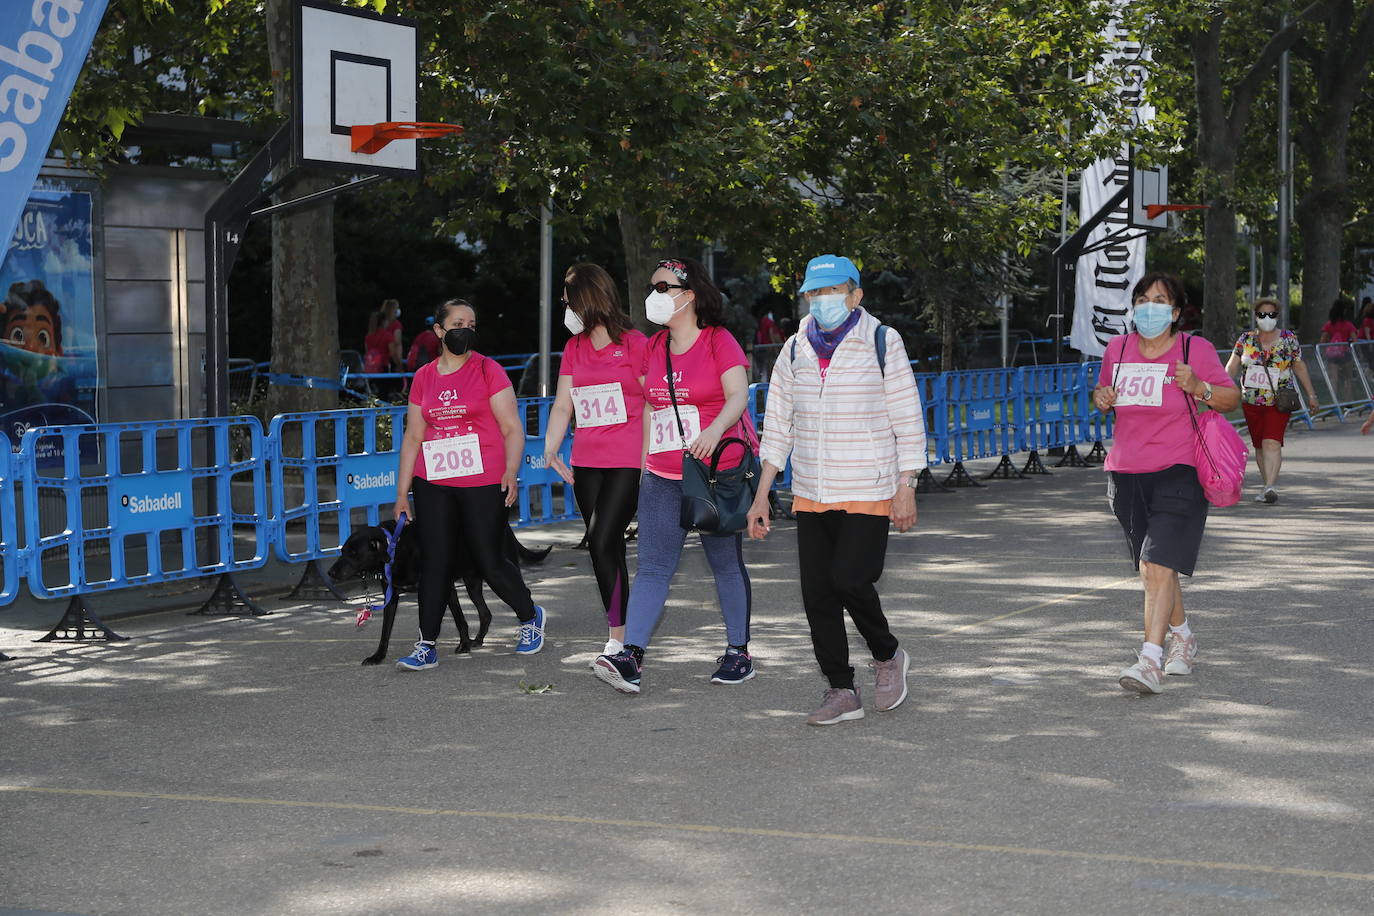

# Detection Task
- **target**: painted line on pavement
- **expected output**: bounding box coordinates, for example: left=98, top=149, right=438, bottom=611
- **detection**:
left=931, top=577, right=1136, bottom=638
left=1, top=785, right=1371, bottom=884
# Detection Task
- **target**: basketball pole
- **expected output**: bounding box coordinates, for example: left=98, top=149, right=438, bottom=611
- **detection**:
left=1052, top=182, right=1131, bottom=366
left=204, top=123, right=388, bottom=417
left=1277, top=11, right=1292, bottom=327
left=538, top=199, right=554, bottom=397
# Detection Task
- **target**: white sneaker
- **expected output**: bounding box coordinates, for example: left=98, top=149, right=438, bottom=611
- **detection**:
left=1262, top=487, right=1278, bottom=504
left=1164, top=633, right=1197, bottom=675
left=1118, top=654, right=1164, bottom=694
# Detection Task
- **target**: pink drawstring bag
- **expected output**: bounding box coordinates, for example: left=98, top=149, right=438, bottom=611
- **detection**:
left=1189, top=409, right=1248, bottom=506
left=1183, top=336, right=1248, bottom=506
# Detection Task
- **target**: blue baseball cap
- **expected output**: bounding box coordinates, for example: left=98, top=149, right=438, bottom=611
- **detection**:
left=798, top=254, right=861, bottom=293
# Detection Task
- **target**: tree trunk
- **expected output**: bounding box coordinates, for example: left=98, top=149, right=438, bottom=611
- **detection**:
left=1198, top=191, right=1239, bottom=348
left=267, top=176, right=340, bottom=416
left=1296, top=171, right=1347, bottom=343
left=1291, top=1, right=1374, bottom=342
left=618, top=207, right=655, bottom=333
left=265, top=0, right=339, bottom=416
left=1193, top=25, right=1239, bottom=349
left=1189, top=10, right=1318, bottom=348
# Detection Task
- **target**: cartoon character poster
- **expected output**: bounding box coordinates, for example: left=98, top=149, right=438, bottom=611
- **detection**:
left=1, top=187, right=100, bottom=450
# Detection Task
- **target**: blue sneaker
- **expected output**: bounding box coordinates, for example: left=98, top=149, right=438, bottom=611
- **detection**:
left=396, top=641, right=438, bottom=671
left=515, top=606, right=546, bottom=655
left=593, top=649, right=641, bottom=694
left=710, top=647, right=756, bottom=685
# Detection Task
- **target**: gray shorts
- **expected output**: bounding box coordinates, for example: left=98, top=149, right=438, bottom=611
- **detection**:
left=1107, top=464, right=1209, bottom=576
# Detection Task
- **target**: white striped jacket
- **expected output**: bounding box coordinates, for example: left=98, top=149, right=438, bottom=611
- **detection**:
left=759, top=309, right=927, bottom=503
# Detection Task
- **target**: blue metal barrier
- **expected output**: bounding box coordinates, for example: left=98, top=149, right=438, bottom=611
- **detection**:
left=20, top=418, right=269, bottom=600
left=1075, top=361, right=1111, bottom=464
left=914, top=372, right=946, bottom=467
left=515, top=397, right=579, bottom=527
left=941, top=368, right=1017, bottom=485
left=747, top=383, right=791, bottom=490
left=1015, top=363, right=1087, bottom=472
left=1, top=433, right=17, bottom=608
left=268, top=407, right=406, bottom=570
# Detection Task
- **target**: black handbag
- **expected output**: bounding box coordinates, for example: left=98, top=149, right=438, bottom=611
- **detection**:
left=664, top=336, right=760, bottom=535
left=1260, top=343, right=1301, bottom=413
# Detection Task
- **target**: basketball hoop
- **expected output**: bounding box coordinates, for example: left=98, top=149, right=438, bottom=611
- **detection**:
left=1143, top=203, right=1208, bottom=221
left=350, top=121, right=464, bottom=155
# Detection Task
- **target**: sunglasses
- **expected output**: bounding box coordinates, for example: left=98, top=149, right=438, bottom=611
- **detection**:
left=647, top=281, right=687, bottom=294
left=1255, top=311, right=1278, bottom=319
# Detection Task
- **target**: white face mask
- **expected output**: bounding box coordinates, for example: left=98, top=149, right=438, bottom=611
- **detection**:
left=1257, top=316, right=1278, bottom=332
left=563, top=307, right=584, bottom=335
left=645, top=290, right=685, bottom=325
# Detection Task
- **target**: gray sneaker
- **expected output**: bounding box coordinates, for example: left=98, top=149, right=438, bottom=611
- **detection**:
left=805, top=687, right=864, bottom=726
left=870, top=648, right=911, bottom=711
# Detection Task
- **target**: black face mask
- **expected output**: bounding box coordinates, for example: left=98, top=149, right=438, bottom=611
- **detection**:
left=443, top=327, right=476, bottom=356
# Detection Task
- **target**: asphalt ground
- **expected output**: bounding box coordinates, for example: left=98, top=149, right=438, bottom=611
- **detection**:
left=2, top=420, right=1372, bottom=915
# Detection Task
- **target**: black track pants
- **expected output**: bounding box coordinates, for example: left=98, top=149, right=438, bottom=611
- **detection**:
left=412, top=478, right=535, bottom=642
left=796, top=509, right=899, bottom=690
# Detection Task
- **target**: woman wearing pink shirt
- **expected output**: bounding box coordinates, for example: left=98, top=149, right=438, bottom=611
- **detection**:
left=1092, top=273, right=1238, bottom=695
left=392, top=299, right=546, bottom=670
left=592, top=257, right=754, bottom=694
left=543, top=264, right=649, bottom=658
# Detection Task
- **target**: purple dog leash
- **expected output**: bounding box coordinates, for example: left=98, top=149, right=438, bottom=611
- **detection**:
left=356, top=513, right=408, bottom=627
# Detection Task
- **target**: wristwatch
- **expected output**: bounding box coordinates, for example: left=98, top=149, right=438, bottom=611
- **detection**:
left=899, top=476, right=919, bottom=489
left=1200, top=382, right=1213, bottom=402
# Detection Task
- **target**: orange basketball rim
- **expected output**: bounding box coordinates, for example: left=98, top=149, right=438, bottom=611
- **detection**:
left=351, top=122, right=464, bottom=155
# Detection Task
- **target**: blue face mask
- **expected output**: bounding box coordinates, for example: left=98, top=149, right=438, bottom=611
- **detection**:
left=1132, top=302, right=1174, bottom=339
left=808, top=293, right=849, bottom=330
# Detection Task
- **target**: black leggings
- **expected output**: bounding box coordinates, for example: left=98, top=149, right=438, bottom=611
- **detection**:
left=412, top=478, right=535, bottom=642
left=572, top=467, right=640, bottom=628
left=796, top=510, right=898, bottom=690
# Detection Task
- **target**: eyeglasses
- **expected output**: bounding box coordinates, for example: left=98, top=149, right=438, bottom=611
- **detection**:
left=647, top=281, right=686, bottom=294
left=1255, top=311, right=1278, bottom=319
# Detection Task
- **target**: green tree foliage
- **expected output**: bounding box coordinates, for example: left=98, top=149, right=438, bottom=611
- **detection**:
left=413, top=1, right=1128, bottom=366
left=61, top=0, right=272, bottom=167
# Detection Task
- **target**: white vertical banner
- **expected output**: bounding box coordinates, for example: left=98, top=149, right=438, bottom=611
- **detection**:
left=1071, top=15, right=1153, bottom=358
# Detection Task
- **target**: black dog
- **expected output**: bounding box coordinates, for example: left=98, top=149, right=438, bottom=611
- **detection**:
left=328, top=519, right=550, bottom=665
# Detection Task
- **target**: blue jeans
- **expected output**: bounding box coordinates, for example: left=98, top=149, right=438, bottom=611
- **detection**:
left=624, top=472, right=752, bottom=650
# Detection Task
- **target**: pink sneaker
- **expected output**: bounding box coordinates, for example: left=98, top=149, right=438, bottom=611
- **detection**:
left=806, top=687, right=864, bottom=726
left=1118, top=654, right=1164, bottom=694
left=870, top=648, right=911, bottom=711
left=1164, top=633, right=1197, bottom=675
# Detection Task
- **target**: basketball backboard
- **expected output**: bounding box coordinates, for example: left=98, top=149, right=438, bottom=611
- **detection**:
left=293, top=0, right=419, bottom=176
left=1128, top=147, right=1169, bottom=231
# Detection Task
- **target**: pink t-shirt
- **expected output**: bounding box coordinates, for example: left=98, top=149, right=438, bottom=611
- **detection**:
left=1322, top=320, right=1358, bottom=343
left=641, top=326, right=749, bottom=479
left=408, top=353, right=512, bottom=487
left=1098, top=332, right=1234, bottom=474
left=559, top=329, right=649, bottom=468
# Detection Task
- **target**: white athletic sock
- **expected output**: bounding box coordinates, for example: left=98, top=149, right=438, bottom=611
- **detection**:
left=603, top=638, right=624, bottom=656
left=1169, top=621, right=1192, bottom=641
left=1140, top=642, right=1164, bottom=665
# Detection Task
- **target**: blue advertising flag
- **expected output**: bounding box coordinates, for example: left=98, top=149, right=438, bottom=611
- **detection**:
left=0, top=0, right=111, bottom=252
